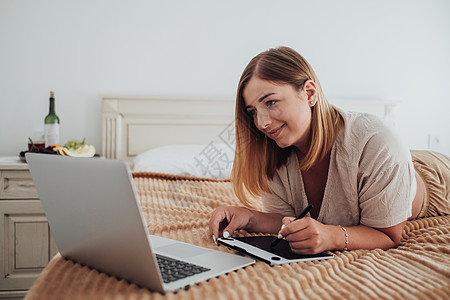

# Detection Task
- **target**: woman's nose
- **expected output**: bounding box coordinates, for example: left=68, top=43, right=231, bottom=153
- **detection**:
left=256, top=110, right=271, bottom=130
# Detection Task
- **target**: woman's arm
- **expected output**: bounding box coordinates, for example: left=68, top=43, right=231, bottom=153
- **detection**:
left=279, top=217, right=406, bottom=254
left=331, top=222, right=406, bottom=251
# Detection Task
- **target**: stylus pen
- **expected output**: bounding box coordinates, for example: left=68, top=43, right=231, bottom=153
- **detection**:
left=270, top=204, right=314, bottom=248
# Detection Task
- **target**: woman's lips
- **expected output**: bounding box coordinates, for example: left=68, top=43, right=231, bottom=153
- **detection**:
left=268, top=124, right=285, bottom=138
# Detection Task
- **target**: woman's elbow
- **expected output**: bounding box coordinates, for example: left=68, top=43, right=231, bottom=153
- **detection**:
left=376, top=221, right=406, bottom=250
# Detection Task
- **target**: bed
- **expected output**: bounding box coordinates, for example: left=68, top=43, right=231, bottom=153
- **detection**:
left=24, top=96, right=450, bottom=300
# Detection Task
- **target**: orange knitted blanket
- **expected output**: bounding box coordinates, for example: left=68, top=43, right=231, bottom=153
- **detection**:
left=25, top=173, right=450, bottom=299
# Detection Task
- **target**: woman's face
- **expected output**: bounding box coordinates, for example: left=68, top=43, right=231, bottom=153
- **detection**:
left=243, top=76, right=316, bottom=152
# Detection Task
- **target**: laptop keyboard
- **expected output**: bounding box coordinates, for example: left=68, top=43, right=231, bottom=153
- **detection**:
left=156, top=254, right=211, bottom=284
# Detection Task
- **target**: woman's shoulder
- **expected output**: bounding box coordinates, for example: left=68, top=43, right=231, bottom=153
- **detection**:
left=336, top=109, right=410, bottom=163
left=340, top=109, right=387, bottom=133
left=338, top=110, right=397, bottom=143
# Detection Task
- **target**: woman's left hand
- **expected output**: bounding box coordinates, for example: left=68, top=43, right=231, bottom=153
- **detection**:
left=278, top=217, right=335, bottom=254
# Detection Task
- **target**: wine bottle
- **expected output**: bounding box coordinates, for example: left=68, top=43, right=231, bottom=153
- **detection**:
left=44, top=91, right=60, bottom=146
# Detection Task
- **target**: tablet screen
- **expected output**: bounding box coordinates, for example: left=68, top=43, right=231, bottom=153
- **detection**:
left=233, top=236, right=333, bottom=260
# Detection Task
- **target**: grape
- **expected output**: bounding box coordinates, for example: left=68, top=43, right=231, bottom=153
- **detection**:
left=64, top=139, right=87, bottom=150
left=20, top=146, right=57, bottom=158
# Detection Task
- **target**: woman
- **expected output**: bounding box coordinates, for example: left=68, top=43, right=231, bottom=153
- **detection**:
left=209, top=46, right=450, bottom=255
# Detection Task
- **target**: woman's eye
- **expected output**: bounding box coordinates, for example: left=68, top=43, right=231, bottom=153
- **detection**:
left=246, top=109, right=257, bottom=117
left=266, top=100, right=277, bottom=107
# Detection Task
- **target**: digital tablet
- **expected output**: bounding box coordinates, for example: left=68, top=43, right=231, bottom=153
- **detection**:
left=218, top=236, right=334, bottom=265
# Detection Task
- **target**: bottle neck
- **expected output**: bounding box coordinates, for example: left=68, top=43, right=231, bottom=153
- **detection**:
left=49, top=98, right=55, bottom=114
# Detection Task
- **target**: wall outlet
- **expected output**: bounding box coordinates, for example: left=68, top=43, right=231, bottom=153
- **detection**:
left=428, top=134, right=441, bottom=149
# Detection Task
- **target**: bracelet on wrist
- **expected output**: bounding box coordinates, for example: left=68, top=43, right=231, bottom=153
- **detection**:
left=338, top=225, right=349, bottom=251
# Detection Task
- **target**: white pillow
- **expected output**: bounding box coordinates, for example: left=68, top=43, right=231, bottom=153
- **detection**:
left=133, top=144, right=235, bottom=179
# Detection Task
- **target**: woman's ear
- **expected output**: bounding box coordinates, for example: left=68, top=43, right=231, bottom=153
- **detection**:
left=303, top=80, right=317, bottom=106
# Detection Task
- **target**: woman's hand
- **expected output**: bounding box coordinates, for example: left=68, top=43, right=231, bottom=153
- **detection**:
left=209, top=206, right=284, bottom=244
left=278, top=217, right=336, bottom=254
left=209, top=206, right=255, bottom=243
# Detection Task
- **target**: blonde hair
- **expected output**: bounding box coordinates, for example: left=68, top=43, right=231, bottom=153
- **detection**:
left=232, top=46, right=343, bottom=207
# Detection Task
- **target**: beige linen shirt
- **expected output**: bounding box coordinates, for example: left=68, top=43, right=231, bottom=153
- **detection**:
left=262, top=110, right=416, bottom=228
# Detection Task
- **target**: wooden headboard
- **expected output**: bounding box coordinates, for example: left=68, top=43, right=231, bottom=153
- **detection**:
left=101, top=96, right=235, bottom=166
left=101, top=96, right=398, bottom=166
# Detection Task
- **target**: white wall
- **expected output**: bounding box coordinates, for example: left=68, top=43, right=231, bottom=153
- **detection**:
left=1, top=0, right=449, bottom=156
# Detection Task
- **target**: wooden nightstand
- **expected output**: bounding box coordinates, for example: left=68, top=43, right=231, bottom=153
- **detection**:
left=0, top=157, right=58, bottom=299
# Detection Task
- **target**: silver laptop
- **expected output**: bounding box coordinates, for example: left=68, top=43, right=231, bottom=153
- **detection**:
left=26, top=153, right=254, bottom=293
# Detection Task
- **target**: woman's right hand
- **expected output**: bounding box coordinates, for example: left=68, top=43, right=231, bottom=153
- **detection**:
left=209, top=206, right=255, bottom=243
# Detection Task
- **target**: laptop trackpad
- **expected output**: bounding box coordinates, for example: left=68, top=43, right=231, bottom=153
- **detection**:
left=155, top=243, right=210, bottom=258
